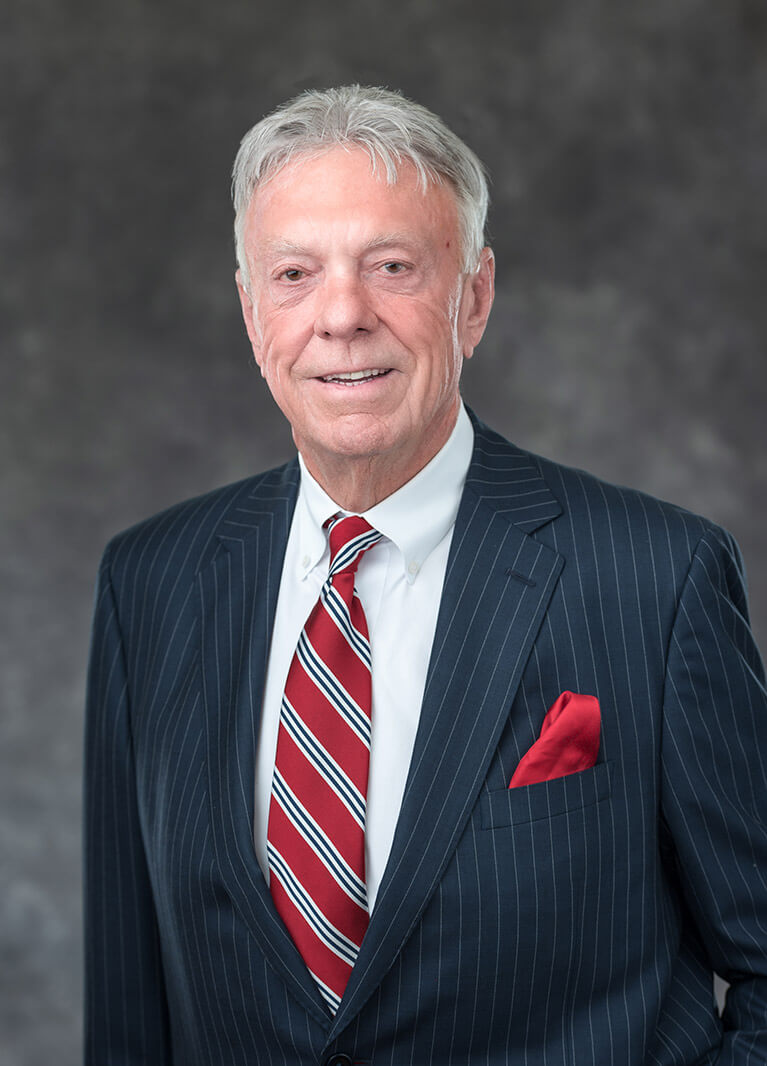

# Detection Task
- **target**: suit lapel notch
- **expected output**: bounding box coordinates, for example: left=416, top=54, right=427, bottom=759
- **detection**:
left=463, top=409, right=563, bottom=534
left=214, top=459, right=300, bottom=547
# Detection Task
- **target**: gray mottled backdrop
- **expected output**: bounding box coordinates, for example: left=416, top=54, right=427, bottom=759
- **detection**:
left=2, top=1, right=765, bottom=1062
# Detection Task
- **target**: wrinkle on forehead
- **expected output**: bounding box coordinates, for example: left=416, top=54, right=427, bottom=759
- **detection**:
left=247, top=148, right=450, bottom=233
left=255, top=142, right=444, bottom=196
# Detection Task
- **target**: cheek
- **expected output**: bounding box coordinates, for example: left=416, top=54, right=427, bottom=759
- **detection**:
left=388, top=299, right=451, bottom=350
left=399, top=306, right=462, bottom=384
left=257, top=316, right=304, bottom=374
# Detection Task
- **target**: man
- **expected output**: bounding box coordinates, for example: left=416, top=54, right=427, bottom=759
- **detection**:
left=84, top=86, right=767, bottom=1064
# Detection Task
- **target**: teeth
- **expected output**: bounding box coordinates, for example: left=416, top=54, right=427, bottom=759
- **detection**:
left=322, top=368, right=389, bottom=384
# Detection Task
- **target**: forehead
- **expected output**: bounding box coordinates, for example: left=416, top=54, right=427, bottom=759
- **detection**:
left=243, top=146, right=461, bottom=249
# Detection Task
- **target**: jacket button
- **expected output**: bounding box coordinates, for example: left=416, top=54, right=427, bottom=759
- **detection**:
left=324, top=1056, right=353, bottom=1066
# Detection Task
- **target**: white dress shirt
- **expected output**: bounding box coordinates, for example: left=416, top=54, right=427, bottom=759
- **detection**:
left=254, top=403, right=474, bottom=911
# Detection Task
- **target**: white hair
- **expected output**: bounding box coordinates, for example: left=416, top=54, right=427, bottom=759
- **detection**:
left=232, top=85, right=490, bottom=289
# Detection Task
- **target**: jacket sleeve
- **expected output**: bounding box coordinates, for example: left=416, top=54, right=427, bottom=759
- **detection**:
left=83, top=544, right=172, bottom=1064
left=661, top=526, right=767, bottom=1063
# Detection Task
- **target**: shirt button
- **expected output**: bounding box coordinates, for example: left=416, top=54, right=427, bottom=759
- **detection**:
left=408, top=560, right=419, bottom=576
left=323, top=1055, right=353, bottom=1066
left=302, top=554, right=311, bottom=569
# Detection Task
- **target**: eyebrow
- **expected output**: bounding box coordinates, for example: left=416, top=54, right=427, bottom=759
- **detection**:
left=263, top=232, right=422, bottom=258
left=362, top=233, right=421, bottom=252
left=263, top=239, right=312, bottom=257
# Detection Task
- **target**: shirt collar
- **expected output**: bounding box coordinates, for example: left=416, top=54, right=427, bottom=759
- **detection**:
left=294, top=402, right=474, bottom=584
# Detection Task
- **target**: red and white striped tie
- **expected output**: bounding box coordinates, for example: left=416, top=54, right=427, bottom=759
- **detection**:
left=267, top=514, right=381, bottom=1013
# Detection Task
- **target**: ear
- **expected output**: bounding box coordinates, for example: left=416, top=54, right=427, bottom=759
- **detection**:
left=235, top=268, right=265, bottom=373
left=460, top=247, right=495, bottom=360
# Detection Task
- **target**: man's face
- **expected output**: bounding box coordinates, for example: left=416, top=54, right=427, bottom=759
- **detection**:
left=237, top=146, right=494, bottom=485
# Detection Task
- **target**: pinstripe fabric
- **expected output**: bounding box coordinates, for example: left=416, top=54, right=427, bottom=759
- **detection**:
left=84, top=411, right=767, bottom=1065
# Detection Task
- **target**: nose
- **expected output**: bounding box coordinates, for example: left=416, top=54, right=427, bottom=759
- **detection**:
left=313, top=271, right=378, bottom=341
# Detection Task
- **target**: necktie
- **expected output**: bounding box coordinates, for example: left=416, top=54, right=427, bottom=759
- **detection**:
left=267, top=514, right=381, bottom=1014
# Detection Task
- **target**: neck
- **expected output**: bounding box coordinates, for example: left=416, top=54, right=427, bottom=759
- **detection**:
left=302, top=454, right=421, bottom=513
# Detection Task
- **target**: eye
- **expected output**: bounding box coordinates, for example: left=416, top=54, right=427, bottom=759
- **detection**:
left=381, top=261, right=407, bottom=275
left=279, top=267, right=305, bottom=282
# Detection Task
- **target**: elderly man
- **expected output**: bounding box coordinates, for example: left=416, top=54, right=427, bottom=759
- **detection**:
left=85, top=86, right=767, bottom=1065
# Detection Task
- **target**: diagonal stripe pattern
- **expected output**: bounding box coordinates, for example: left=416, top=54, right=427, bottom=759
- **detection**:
left=267, top=514, right=381, bottom=1014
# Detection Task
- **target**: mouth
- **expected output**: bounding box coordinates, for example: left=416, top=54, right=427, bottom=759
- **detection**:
left=319, top=368, right=392, bottom=386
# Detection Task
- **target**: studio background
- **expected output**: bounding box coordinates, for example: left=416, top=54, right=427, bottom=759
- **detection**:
left=2, top=2, right=765, bottom=1063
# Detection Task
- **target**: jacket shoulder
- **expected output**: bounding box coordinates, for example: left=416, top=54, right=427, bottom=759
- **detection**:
left=470, top=414, right=734, bottom=559
left=536, top=449, right=717, bottom=541
left=100, top=459, right=300, bottom=590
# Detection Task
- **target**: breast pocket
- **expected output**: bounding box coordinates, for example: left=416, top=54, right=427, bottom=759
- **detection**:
left=481, top=761, right=612, bottom=829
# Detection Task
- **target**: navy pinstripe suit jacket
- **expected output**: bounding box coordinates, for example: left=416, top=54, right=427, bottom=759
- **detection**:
left=84, top=413, right=767, bottom=1065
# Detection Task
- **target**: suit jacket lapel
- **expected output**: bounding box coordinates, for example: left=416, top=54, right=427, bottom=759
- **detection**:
left=330, top=417, right=565, bottom=1036
left=198, top=460, right=332, bottom=1026
left=197, top=418, right=566, bottom=1035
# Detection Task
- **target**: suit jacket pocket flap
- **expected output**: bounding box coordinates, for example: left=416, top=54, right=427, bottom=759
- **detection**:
left=481, top=761, right=612, bottom=829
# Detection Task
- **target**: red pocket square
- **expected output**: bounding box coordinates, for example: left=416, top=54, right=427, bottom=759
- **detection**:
left=509, top=691, right=600, bottom=789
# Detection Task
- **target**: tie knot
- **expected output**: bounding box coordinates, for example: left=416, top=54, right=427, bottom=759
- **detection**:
left=327, top=515, right=381, bottom=578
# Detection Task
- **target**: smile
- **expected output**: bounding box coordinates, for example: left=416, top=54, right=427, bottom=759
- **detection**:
left=319, top=368, right=392, bottom=386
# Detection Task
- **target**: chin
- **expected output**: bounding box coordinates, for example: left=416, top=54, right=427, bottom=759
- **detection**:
left=324, top=431, right=398, bottom=462
left=311, top=415, right=405, bottom=460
